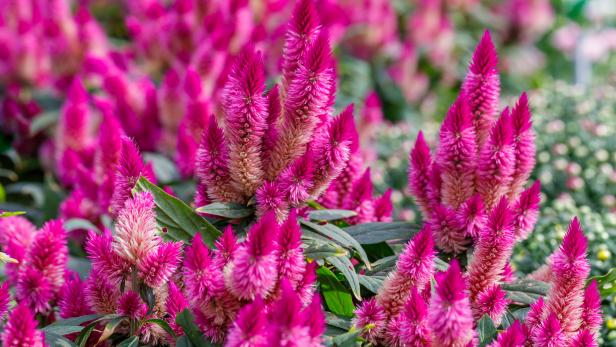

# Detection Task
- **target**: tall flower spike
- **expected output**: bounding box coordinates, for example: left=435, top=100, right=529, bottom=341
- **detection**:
left=58, top=272, right=92, bottom=319
left=543, top=217, right=590, bottom=334
left=408, top=131, right=433, bottom=217
left=110, top=137, right=147, bottom=217
left=476, top=109, right=515, bottom=210
left=85, top=268, right=120, bottom=314
left=512, top=181, right=541, bottom=240
left=311, top=104, right=357, bottom=197
left=457, top=194, right=487, bottom=239
left=138, top=241, right=183, bottom=287
left=1, top=303, right=45, bottom=347
left=276, top=211, right=306, bottom=287
left=570, top=330, right=597, bottom=347
left=473, top=285, right=509, bottom=325
left=59, top=78, right=90, bottom=151
left=255, top=181, right=289, bottom=221
left=580, top=280, right=602, bottom=335
left=297, top=261, right=318, bottom=305
left=226, top=297, right=267, bottom=347
left=508, top=92, right=535, bottom=199
left=262, top=85, right=281, bottom=167
left=277, top=151, right=314, bottom=206
left=532, top=314, right=566, bottom=347
left=214, top=225, right=238, bottom=269
left=113, top=191, right=160, bottom=264
left=373, top=188, right=393, bottom=222
left=525, top=297, right=545, bottom=335
left=488, top=320, right=526, bottom=347
left=0, top=283, right=9, bottom=320
left=268, top=30, right=335, bottom=179
left=183, top=234, right=222, bottom=303
left=437, top=95, right=477, bottom=209
left=430, top=203, right=469, bottom=254
left=222, top=48, right=268, bottom=196
left=462, top=30, right=500, bottom=147
left=467, top=197, right=515, bottom=305
left=344, top=168, right=375, bottom=224
left=96, top=114, right=123, bottom=209
left=166, top=282, right=189, bottom=336
left=304, top=294, right=326, bottom=346
left=228, top=212, right=279, bottom=300
left=16, top=268, right=54, bottom=313
left=353, top=298, right=386, bottom=344
left=195, top=115, right=243, bottom=203
left=266, top=280, right=311, bottom=346
left=428, top=260, right=474, bottom=347
left=399, top=287, right=431, bottom=347
left=377, top=227, right=435, bottom=317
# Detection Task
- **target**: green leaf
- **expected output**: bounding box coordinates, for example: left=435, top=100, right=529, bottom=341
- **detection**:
left=0, top=210, right=26, bottom=218
left=176, top=335, right=194, bottom=347
left=317, top=267, right=355, bottom=317
left=195, top=202, right=254, bottom=219
left=326, top=256, right=361, bottom=300
left=176, top=309, right=217, bottom=347
left=46, top=314, right=104, bottom=328
left=502, top=279, right=550, bottom=305
left=588, top=268, right=616, bottom=297
left=117, top=336, right=139, bottom=347
left=304, top=240, right=348, bottom=260
left=302, top=220, right=371, bottom=269
left=365, top=255, right=398, bottom=276
left=477, top=315, right=497, bottom=346
left=64, top=218, right=100, bottom=232
left=325, top=328, right=361, bottom=347
left=501, top=308, right=530, bottom=329
left=41, top=325, right=85, bottom=336
left=325, top=312, right=352, bottom=331
left=71, top=314, right=123, bottom=347
left=97, top=316, right=126, bottom=344
left=143, top=152, right=180, bottom=184
left=133, top=177, right=221, bottom=246
left=358, top=275, right=385, bottom=293
left=344, top=222, right=420, bottom=244
left=45, top=332, right=78, bottom=347
left=308, top=209, right=357, bottom=221
left=143, top=318, right=176, bottom=338
left=30, top=111, right=59, bottom=135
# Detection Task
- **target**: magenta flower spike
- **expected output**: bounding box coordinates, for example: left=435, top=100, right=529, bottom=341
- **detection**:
left=428, top=260, right=475, bottom=347
left=399, top=287, right=432, bottom=347
left=377, top=227, right=435, bottom=317
left=430, top=203, right=469, bottom=254
left=118, top=290, right=147, bottom=320
left=353, top=298, right=386, bottom=344
left=276, top=211, right=306, bottom=287
left=113, top=191, right=161, bottom=264
left=467, top=198, right=515, bottom=305
left=297, top=261, right=318, bottom=305
left=532, top=314, right=567, bottom=347
left=473, top=285, right=509, bottom=325
left=255, top=181, right=289, bottom=221
left=183, top=234, right=223, bottom=304
left=214, top=225, right=239, bottom=269
left=1, top=303, right=45, bottom=347
left=570, top=330, right=597, bottom=347
left=508, top=93, right=536, bottom=199
left=277, top=151, right=315, bottom=206
left=59, top=78, right=90, bottom=151
left=266, top=279, right=311, bottom=346
left=525, top=297, right=545, bottom=336
left=303, top=294, right=326, bottom=347
left=456, top=194, right=487, bottom=239
left=476, top=109, right=515, bottom=210
left=138, top=241, right=183, bottom=287
left=85, top=230, right=130, bottom=284
left=580, top=280, right=602, bottom=336
left=373, top=188, right=393, bottom=222
left=543, top=217, right=590, bottom=334
left=195, top=115, right=243, bottom=203
left=437, top=95, right=478, bottom=209
left=462, top=30, right=500, bottom=147
left=226, top=297, right=267, bottom=347
left=222, top=48, right=268, bottom=196
left=408, top=131, right=434, bottom=217
left=228, top=212, right=279, bottom=300
left=85, top=268, right=120, bottom=314
left=58, top=272, right=92, bottom=319
left=16, top=268, right=54, bottom=314
left=96, top=115, right=123, bottom=209
left=344, top=168, right=375, bottom=224
left=0, top=283, right=9, bottom=320
left=262, top=85, right=282, bottom=168
left=0, top=215, right=36, bottom=251
left=110, top=137, right=148, bottom=217
left=166, top=282, right=189, bottom=336
left=512, top=181, right=541, bottom=240
left=488, top=320, right=526, bottom=347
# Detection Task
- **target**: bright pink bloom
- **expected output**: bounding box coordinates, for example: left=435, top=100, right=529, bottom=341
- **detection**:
left=0, top=215, right=36, bottom=249
left=321, top=151, right=363, bottom=209
left=473, top=285, right=509, bottom=324
left=303, top=294, right=326, bottom=347
left=58, top=272, right=92, bottom=319
left=526, top=297, right=545, bottom=335
left=570, top=330, right=597, bottom=347
left=377, top=227, right=435, bottom=317
left=228, top=212, right=279, bottom=300
left=16, top=268, right=54, bottom=313
left=399, top=287, right=432, bottom=347
left=256, top=181, right=289, bottom=221
left=96, top=115, right=123, bottom=209
left=59, top=79, right=90, bottom=152
left=1, top=303, right=45, bottom=347
left=214, top=226, right=239, bottom=269
left=408, top=131, right=433, bottom=216
left=456, top=194, right=487, bottom=239
left=138, top=241, right=183, bottom=287
left=23, top=219, right=67, bottom=290
left=183, top=234, right=223, bottom=304
left=373, top=188, right=393, bottom=222
left=462, top=30, right=500, bottom=147
left=276, top=211, right=306, bottom=287
left=277, top=151, right=315, bottom=206
left=512, top=181, right=541, bottom=240
left=532, top=314, right=567, bottom=347
left=428, top=260, right=474, bottom=347
left=353, top=298, right=386, bottom=344
left=226, top=297, right=267, bottom=347
left=85, top=268, right=120, bottom=314
left=430, top=203, right=469, bottom=254
left=508, top=93, right=535, bottom=199
left=437, top=95, right=477, bottom=208
left=489, top=320, right=526, bottom=347
left=85, top=230, right=131, bottom=283
left=0, top=283, right=9, bottom=319
left=543, top=217, right=590, bottom=334
left=110, top=137, right=149, bottom=217
left=580, top=280, right=602, bottom=335
left=344, top=168, right=375, bottom=224
left=297, top=261, right=318, bottom=305
left=118, top=290, right=147, bottom=320
left=222, top=48, right=268, bottom=196
left=166, top=282, right=189, bottom=336
left=266, top=280, right=311, bottom=346
left=468, top=198, right=515, bottom=305
left=476, top=110, right=515, bottom=210
left=262, top=85, right=281, bottom=168
left=113, top=191, right=161, bottom=264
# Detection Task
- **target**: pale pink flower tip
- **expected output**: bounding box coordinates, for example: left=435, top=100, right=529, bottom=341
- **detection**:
left=226, top=297, right=267, bottom=347
left=85, top=230, right=130, bottom=283
left=490, top=320, right=526, bottom=347
left=532, top=314, right=566, bottom=347
left=1, top=303, right=45, bottom=347
left=353, top=298, right=386, bottom=343
left=113, top=191, right=160, bottom=264
left=117, top=290, right=147, bottom=320
left=138, top=241, right=183, bottom=287
left=469, top=30, right=499, bottom=75
left=110, top=137, right=145, bottom=217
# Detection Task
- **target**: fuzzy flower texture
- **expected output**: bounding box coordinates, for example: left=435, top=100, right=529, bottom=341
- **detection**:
left=353, top=30, right=601, bottom=346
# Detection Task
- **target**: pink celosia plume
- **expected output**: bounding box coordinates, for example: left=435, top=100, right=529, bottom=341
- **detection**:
left=408, top=131, right=433, bottom=216
left=532, top=313, right=567, bottom=347
left=353, top=298, right=386, bottom=344
left=579, top=280, right=602, bottom=336
left=430, top=203, right=470, bottom=254
left=508, top=92, right=536, bottom=199
left=58, top=272, right=92, bottom=319
left=489, top=320, right=526, bottom=347
left=138, top=241, right=183, bottom=287
left=398, top=287, right=432, bottom=347
left=225, top=297, right=267, bottom=347
left=512, top=181, right=541, bottom=240
left=1, top=303, right=45, bottom=347
left=473, top=284, right=509, bottom=325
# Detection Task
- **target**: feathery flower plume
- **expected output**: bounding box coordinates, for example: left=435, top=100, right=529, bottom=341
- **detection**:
left=228, top=212, right=279, bottom=300
left=58, top=272, right=92, bottom=319
left=183, top=234, right=223, bottom=303
left=473, top=285, right=509, bottom=325
left=0, top=215, right=36, bottom=249
left=570, top=330, right=597, bottom=347
left=276, top=211, right=306, bottom=287
left=353, top=298, right=386, bottom=344
left=59, top=79, right=90, bottom=151
left=138, top=241, right=183, bottom=287
left=16, top=268, right=54, bottom=313
left=195, top=115, right=243, bottom=203
left=467, top=198, right=515, bottom=307
left=373, top=189, right=393, bottom=222
left=214, top=226, right=239, bottom=269
left=508, top=93, right=535, bottom=199
left=85, top=230, right=131, bottom=283
left=428, top=260, right=474, bottom=347
left=304, top=294, right=326, bottom=347
left=23, top=219, right=67, bottom=290
left=462, top=30, right=500, bottom=147
left=110, top=137, right=149, bottom=217
left=377, top=227, right=435, bottom=317
left=408, top=131, right=433, bottom=216
left=113, top=191, right=160, bottom=264
left=166, top=283, right=189, bottom=336
left=118, top=290, right=147, bottom=320
left=344, top=168, right=375, bottom=224
left=85, top=268, right=120, bottom=314
left=457, top=194, right=487, bottom=239
left=476, top=110, right=515, bottom=210
left=277, top=151, right=315, bottom=206
left=489, top=320, right=526, bottom=347
left=430, top=203, right=469, bottom=254
left=262, top=85, right=281, bottom=168
left=256, top=181, right=289, bottom=221
left=266, top=280, right=311, bottom=346
left=398, top=287, right=431, bottom=347
left=512, top=181, right=541, bottom=240
left=532, top=314, right=566, bottom=347
left=543, top=217, right=590, bottom=334
left=297, top=261, right=318, bottom=305
left=225, top=297, right=267, bottom=347
left=222, top=48, right=268, bottom=196
left=1, top=303, right=45, bottom=347
left=525, top=297, right=545, bottom=336
left=96, top=115, right=123, bottom=209
left=437, top=95, right=477, bottom=208
left=579, top=280, right=602, bottom=336
left=0, top=283, right=9, bottom=320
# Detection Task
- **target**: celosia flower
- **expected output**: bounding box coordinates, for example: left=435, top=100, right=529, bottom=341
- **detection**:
left=303, top=294, right=326, bottom=347
left=296, top=261, right=318, bottom=305
left=118, top=290, right=147, bottom=320
left=579, top=280, right=602, bottom=335
left=512, top=181, right=541, bottom=240
left=138, top=241, right=183, bottom=287
left=467, top=198, right=515, bottom=304
left=373, top=188, right=393, bottom=222
left=456, top=194, right=487, bottom=239
left=95, top=114, right=123, bottom=209
left=0, top=215, right=36, bottom=249
left=437, top=94, right=477, bottom=209
left=0, top=283, right=9, bottom=319
left=543, top=217, right=590, bottom=334
left=262, top=85, right=281, bottom=168
left=59, top=79, right=90, bottom=152
left=166, top=282, right=189, bottom=336
left=353, top=298, right=386, bottom=344
left=85, top=230, right=131, bottom=283
left=222, top=48, right=268, bottom=196
left=430, top=203, right=469, bottom=254
left=532, top=313, right=566, bottom=347
left=266, top=280, right=311, bottom=346
left=320, top=150, right=363, bottom=209
left=408, top=131, right=433, bottom=216
left=277, top=151, right=315, bottom=206
left=256, top=181, right=289, bottom=221
left=476, top=110, right=515, bottom=210
left=399, top=287, right=431, bottom=347
left=462, top=30, right=500, bottom=147
left=428, top=260, right=474, bottom=347
left=508, top=92, right=536, bottom=199
left=226, top=297, right=267, bottom=347
left=58, top=272, right=92, bottom=319
left=214, top=226, right=239, bottom=269
left=16, top=268, right=54, bottom=313
left=1, top=303, right=45, bottom=347
left=489, top=320, right=526, bottom=347
left=85, top=268, right=120, bottom=314
left=110, top=137, right=151, bottom=217
left=183, top=234, right=223, bottom=303
left=227, top=212, right=279, bottom=300
left=344, top=169, right=375, bottom=224
left=570, top=330, right=597, bottom=347
left=113, top=191, right=161, bottom=264
left=473, top=285, right=509, bottom=324
left=22, top=219, right=67, bottom=290
left=377, top=227, right=435, bottom=317
left=276, top=211, right=306, bottom=287
left=525, top=297, right=545, bottom=335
